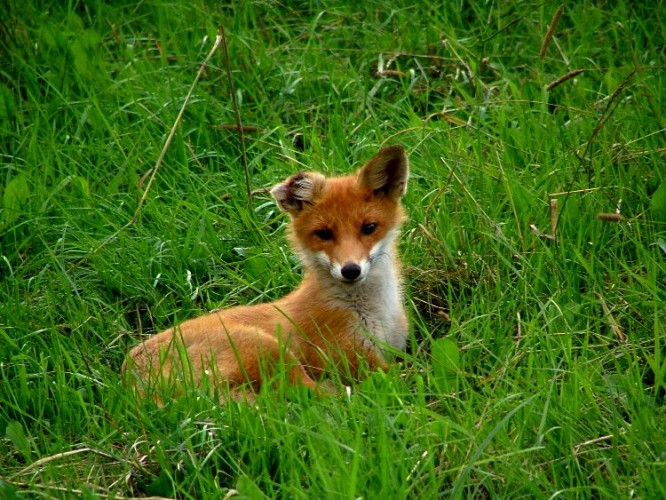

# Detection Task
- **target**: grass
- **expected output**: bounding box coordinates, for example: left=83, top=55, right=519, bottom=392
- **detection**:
left=1, top=0, right=664, bottom=497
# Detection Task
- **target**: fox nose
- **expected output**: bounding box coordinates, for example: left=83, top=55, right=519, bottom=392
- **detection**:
left=340, top=263, right=362, bottom=281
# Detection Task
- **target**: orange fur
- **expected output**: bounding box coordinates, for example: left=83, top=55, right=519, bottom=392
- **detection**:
left=123, top=145, right=409, bottom=400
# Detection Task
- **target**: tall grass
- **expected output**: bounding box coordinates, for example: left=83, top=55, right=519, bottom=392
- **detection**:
left=1, top=0, right=664, bottom=498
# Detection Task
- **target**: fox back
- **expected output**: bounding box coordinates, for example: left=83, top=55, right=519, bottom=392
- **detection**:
left=125, top=145, right=409, bottom=399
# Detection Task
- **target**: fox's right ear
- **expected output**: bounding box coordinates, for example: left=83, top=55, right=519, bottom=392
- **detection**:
left=271, top=172, right=326, bottom=215
left=358, top=145, right=409, bottom=201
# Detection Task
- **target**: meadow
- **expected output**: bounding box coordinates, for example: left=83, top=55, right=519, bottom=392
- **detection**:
left=1, top=0, right=664, bottom=498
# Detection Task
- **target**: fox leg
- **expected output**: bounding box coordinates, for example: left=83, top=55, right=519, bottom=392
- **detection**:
left=354, top=335, right=390, bottom=373
left=365, top=348, right=389, bottom=372
left=210, top=325, right=324, bottom=395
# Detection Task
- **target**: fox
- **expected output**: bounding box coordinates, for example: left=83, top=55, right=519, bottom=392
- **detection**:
left=124, top=144, right=410, bottom=400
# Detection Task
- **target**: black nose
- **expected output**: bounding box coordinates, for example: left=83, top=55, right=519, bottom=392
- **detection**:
left=341, top=263, right=362, bottom=281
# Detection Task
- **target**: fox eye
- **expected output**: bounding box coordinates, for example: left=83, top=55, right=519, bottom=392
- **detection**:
left=314, top=228, right=334, bottom=241
left=361, top=222, right=377, bottom=235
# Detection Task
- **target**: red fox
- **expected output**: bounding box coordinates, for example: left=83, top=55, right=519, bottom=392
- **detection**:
left=124, top=145, right=409, bottom=399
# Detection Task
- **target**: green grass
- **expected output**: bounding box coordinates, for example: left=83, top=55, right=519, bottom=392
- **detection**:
left=1, top=0, right=665, bottom=497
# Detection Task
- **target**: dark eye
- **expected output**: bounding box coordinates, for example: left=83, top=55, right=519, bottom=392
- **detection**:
left=361, top=222, right=377, bottom=235
left=314, top=228, right=334, bottom=241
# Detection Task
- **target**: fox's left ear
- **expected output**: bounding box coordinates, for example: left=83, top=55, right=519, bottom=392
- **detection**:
left=271, top=171, right=326, bottom=215
left=358, top=145, right=409, bottom=200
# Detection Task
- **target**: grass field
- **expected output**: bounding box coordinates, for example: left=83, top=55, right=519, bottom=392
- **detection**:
left=1, top=0, right=665, bottom=498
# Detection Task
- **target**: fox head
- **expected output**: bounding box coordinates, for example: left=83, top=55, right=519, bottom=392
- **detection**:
left=271, top=145, right=409, bottom=284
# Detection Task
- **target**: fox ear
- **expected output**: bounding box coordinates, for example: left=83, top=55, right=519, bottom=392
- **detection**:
left=358, top=145, right=409, bottom=200
left=271, top=172, right=326, bottom=215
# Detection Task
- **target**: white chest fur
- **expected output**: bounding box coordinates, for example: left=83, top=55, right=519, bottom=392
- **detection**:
left=327, top=250, right=407, bottom=351
left=357, top=256, right=407, bottom=350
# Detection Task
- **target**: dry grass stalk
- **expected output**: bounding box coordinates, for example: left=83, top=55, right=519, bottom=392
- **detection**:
left=546, top=69, right=585, bottom=91
left=549, top=187, right=602, bottom=197
left=514, top=311, right=522, bottom=341
left=86, top=32, right=224, bottom=260
left=597, top=213, right=624, bottom=222
left=540, top=4, right=564, bottom=60
left=425, top=111, right=467, bottom=126
left=587, top=70, right=637, bottom=148
left=549, top=198, right=558, bottom=239
left=554, top=70, right=636, bottom=236
left=377, top=69, right=407, bottom=78
left=418, top=223, right=438, bottom=242
left=595, top=292, right=627, bottom=342
left=10, top=447, right=117, bottom=480
left=574, top=434, right=614, bottom=455
left=220, top=25, right=251, bottom=203
left=598, top=198, right=624, bottom=221
left=529, top=224, right=556, bottom=240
